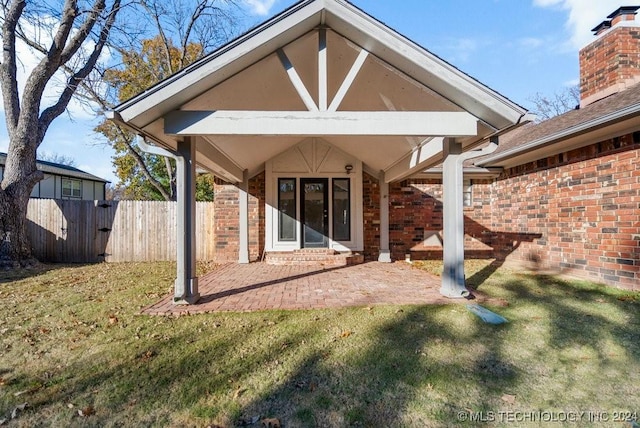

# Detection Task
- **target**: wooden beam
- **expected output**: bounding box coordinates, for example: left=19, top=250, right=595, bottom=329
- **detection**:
left=277, top=49, right=318, bottom=112
left=383, top=137, right=444, bottom=183
left=165, top=110, right=478, bottom=137
left=318, top=28, right=328, bottom=111
left=328, top=49, right=368, bottom=112
left=195, top=137, right=244, bottom=183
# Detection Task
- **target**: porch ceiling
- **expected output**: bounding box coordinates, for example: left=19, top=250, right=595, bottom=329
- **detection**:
left=111, top=0, right=529, bottom=183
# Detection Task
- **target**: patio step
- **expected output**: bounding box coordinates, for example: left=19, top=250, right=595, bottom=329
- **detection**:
left=265, top=250, right=364, bottom=266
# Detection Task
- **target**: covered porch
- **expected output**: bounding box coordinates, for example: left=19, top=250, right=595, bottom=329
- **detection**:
left=110, top=0, right=530, bottom=305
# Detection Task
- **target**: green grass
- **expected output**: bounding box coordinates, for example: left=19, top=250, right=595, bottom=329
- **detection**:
left=0, top=260, right=638, bottom=427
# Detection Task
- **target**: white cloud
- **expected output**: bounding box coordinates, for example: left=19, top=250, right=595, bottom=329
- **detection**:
left=533, top=0, right=630, bottom=49
left=243, top=0, right=277, bottom=16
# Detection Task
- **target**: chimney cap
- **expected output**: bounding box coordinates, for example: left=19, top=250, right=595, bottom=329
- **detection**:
left=591, top=20, right=612, bottom=34
left=607, top=6, right=640, bottom=19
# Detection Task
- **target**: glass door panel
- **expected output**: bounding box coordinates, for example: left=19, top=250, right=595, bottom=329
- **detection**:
left=301, top=178, right=328, bottom=248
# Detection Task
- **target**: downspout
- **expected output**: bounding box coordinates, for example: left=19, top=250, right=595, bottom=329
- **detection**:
left=441, top=136, right=499, bottom=298
left=137, top=135, right=199, bottom=304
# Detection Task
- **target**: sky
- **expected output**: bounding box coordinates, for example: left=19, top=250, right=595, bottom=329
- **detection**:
left=0, top=0, right=629, bottom=184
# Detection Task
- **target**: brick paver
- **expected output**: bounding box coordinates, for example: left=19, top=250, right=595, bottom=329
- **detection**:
left=142, top=262, right=483, bottom=315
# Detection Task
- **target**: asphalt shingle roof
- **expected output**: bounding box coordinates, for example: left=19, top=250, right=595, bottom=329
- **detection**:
left=0, top=153, right=109, bottom=183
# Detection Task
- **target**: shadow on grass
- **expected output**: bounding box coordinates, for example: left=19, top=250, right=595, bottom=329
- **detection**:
left=0, top=262, right=88, bottom=284
left=4, top=271, right=639, bottom=426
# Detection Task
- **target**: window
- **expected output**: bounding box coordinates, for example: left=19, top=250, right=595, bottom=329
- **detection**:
left=278, top=178, right=296, bottom=241
left=62, top=178, right=82, bottom=199
left=332, top=178, right=350, bottom=241
left=463, top=179, right=472, bottom=207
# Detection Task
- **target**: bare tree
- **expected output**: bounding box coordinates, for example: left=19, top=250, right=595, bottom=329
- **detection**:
left=527, top=86, right=580, bottom=121
left=0, top=0, right=121, bottom=265
left=37, top=152, right=77, bottom=166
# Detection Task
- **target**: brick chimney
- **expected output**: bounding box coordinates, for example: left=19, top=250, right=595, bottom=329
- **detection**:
left=579, top=6, right=640, bottom=107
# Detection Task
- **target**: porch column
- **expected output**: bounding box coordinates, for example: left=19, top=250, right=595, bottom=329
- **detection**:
left=174, top=137, right=200, bottom=304
left=441, top=138, right=469, bottom=298
left=378, top=171, right=391, bottom=262
left=238, top=170, right=250, bottom=264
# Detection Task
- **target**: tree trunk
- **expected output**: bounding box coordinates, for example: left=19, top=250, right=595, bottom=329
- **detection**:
left=0, top=142, right=43, bottom=266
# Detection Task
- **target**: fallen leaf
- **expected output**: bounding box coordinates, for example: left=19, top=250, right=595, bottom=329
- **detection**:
left=261, top=418, right=281, bottom=428
left=340, top=330, right=352, bottom=338
left=501, top=394, right=516, bottom=405
left=67, top=403, right=74, bottom=409
left=78, top=406, right=95, bottom=417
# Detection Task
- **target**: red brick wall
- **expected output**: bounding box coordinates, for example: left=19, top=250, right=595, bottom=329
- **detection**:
left=213, top=174, right=265, bottom=262
left=383, top=133, right=639, bottom=290
left=249, top=172, right=266, bottom=261
left=492, top=134, right=640, bottom=290
left=213, top=178, right=239, bottom=262
left=580, top=25, right=640, bottom=103
left=362, top=172, right=380, bottom=261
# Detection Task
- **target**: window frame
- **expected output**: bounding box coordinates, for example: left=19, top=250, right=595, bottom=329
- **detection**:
left=62, top=178, right=82, bottom=199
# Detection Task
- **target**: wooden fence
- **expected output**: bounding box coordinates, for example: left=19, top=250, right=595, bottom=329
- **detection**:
left=26, top=199, right=215, bottom=263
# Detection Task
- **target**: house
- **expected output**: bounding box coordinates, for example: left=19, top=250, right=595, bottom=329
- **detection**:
left=400, top=6, right=640, bottom=290
left=0, top=152, right=108, bottom=200
left=110, top=0, right=638, bottom=305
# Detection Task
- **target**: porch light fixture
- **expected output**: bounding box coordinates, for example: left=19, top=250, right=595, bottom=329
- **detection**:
left=345, top=164, right=354, bottom=174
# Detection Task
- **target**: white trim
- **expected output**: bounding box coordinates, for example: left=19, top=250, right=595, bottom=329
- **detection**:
left=165, top=110, right=478, bottom=137
left=264, top=140, right=364, bottom=253
left=384, top=137, right=444, bottom=183
left=318, top=28, right=328, bottom=111
left=277, top=49, right=319, bottom=112
left=328, top=48, right=369, bottom=112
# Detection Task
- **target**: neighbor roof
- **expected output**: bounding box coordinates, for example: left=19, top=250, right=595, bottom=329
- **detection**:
left=0, top=153, right=109, bottom=183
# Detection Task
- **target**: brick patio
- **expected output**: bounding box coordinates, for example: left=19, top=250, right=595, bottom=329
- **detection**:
left=142, top=262, right=488, bottom=315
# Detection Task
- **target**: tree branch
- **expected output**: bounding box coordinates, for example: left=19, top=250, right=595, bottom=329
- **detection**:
left=38, top=0, right=121, bottom=142
left=120, top=129, right=173, bottom=200
left=0, top=0, right=26, bottom=135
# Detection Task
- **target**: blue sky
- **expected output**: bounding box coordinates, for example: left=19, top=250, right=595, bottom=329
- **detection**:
left=0, top=0, right=627, bottom=183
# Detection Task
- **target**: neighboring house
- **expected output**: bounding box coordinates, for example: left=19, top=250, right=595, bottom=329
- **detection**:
left=0, top=153, right=108, bottom=200
left=110, top=0, right=638, bottom=305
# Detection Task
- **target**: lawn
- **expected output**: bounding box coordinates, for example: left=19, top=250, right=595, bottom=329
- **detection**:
left=0, top=260, right=638, bottom=427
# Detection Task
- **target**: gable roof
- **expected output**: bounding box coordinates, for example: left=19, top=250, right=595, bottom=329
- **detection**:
left=0, top=153, right=109, bottom=183
left=476, top=82, right=640, bottom=168
left=110, top=0, right=530, bottom=183
left=114, top=0, right=527, bottom=130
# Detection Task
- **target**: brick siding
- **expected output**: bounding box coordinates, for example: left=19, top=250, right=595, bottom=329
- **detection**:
left=213, top=173, right=265, bottom=262
left=386, top=133, right=640, bottom=290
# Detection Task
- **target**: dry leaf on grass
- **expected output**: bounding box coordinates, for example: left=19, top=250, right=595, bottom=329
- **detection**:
left=78, top=406, right=95, bottom=417
left=261, top=418, right=281, bottom=428
left=234, top=388, right=247, bottom=399
left=501, top=394, right=516, bottom=405
left=340, top=330, right=352, bottom=338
